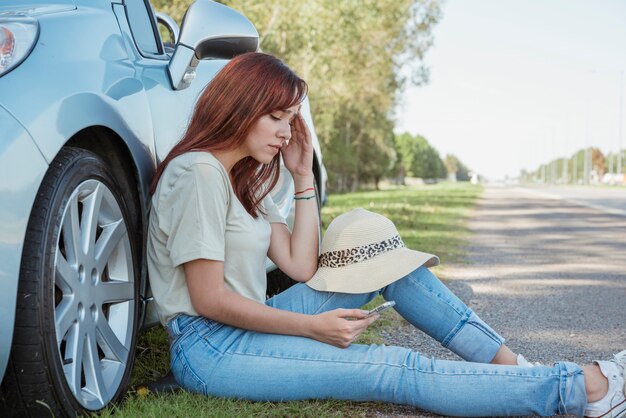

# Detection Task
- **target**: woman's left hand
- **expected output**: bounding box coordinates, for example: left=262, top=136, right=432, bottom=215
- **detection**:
left=281, top=113, right=314, bottom=178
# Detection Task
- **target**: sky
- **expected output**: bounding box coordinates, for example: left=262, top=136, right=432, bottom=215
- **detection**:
left=395, top=0, right=626, bottom=180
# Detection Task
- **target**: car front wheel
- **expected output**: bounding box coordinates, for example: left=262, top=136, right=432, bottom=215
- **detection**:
left=1, top=147, right=139, bottom=416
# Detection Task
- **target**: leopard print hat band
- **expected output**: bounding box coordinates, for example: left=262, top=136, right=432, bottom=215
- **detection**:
left=305, top=208, right=439, bottom=293
left=317, top=235, right=405, bottom=268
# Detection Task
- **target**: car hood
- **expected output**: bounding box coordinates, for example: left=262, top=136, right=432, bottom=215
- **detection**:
left=0, top=1, right=76, bottom=16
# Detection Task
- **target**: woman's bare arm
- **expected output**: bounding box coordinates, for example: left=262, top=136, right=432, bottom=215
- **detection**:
left=267, top=113, right=320, bottom=281
left=184, top=258, right=376, bottom=348
left=267, top=173, right=319, bottom=281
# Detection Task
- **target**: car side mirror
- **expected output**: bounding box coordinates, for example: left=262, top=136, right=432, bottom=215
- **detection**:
left=156, top=12, right=179, bottom=52
left=168, top=0, right=259, bottom=91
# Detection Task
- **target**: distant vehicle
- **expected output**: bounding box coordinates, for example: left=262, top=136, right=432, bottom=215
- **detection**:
left=0, top=0, right=326, bottom=415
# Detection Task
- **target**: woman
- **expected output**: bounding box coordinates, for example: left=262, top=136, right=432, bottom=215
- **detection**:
left=147, top=52, right=625, bottom=417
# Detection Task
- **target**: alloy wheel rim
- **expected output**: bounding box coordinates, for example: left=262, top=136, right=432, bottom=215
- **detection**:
left=54, top=179, right=135, bottom=410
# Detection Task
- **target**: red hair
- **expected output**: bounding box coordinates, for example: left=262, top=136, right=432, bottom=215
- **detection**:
left=151, top=52, right=308, bottom=217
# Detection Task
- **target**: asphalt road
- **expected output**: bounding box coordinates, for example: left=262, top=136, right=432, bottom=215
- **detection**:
left=378, top=185, right=626, bottom=418
left=518, top=185, right=626, bottom=217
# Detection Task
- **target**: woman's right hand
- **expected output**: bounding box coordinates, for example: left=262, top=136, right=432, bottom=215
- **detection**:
left=308, top=309, right=379, bottom=348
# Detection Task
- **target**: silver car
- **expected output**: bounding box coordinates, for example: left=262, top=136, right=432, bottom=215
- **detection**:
left=0, top=0, right=326, bottom=415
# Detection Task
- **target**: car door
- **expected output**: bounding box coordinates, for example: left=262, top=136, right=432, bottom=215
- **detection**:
left=114, top=0, right=228, bottom=161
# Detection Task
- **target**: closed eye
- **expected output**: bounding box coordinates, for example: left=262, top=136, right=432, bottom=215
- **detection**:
left=270, top=112, right=297, bottom=125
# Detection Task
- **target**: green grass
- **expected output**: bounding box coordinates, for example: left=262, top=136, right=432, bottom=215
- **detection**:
left=99, top=391, right=381, bottom=418
left=101, top=182, right=482, bottom=417
left=321, top=183, right=482, bottom=265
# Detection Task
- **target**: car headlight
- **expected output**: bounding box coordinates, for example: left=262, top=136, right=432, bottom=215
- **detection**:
left=0, top=14, right=38, bottom=77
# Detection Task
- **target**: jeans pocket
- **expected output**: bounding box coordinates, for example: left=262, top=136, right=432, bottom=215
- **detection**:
left=171, top=344, right=208, bottom=395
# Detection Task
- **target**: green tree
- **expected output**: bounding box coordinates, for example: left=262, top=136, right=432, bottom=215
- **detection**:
left=444, top=154, right=458, bottom=177
left=605, top=149, right=626, bottom=176
left=394, top=132, right=445, bottom=180
left=591, top=147, right=606, bottom=177
left=152, top=0, right=442, bottom=191
left=444, top=154, right=471, bottom=181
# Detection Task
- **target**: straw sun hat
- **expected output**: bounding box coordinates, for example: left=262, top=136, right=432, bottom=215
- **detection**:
left=306, top=208, right=440, bottom=293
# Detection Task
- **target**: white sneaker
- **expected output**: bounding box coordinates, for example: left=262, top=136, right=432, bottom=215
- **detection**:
left=584, top=349, right=626, bottom=418
left=517, top=354, right=542, bottom=367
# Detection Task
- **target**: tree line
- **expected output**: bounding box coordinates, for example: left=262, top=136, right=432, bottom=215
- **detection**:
left=152, top=0, right=470, bottom=191
left=393, top=133, right=470, bottom=184
left=520, top=148, right=626, bottom=184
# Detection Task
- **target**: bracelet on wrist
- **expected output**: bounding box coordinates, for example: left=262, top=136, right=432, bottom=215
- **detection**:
left=294, top=194, right=316, bottom=201
left=295, top=187, right=315, bottom=196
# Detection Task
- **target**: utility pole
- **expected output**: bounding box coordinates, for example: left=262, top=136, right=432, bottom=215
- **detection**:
left=583, top=147, right=589, bottom=184
left=563, top=113, right=569, bottom=184
left=573, top=151, right=578, bottom=184
left=584, top=96, right=591, bottom=185
left=619, top=71, right=624, bottom=182
left=550, top=126, right=556, bottom=184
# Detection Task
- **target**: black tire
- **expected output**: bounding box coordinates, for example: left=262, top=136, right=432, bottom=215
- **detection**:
left=266, top=268, right=298, bottom=296
left=1, top=147, right=140, bottom=416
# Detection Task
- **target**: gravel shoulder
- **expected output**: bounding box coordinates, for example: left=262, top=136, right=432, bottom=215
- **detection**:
left=376, top=186, right=626, bottom=417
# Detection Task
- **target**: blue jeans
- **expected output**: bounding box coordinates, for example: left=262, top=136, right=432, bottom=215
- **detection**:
left=165, top=266, right=586, bottom=416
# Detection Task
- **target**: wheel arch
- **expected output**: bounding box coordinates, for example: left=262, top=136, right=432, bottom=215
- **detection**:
left=64, top=126, right=154, bottom=320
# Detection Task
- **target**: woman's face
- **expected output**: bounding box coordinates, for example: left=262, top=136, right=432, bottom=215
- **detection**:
left=243, top=104, right=300, bottom=164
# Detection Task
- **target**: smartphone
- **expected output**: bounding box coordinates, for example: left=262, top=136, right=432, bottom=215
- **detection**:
left=365, top=301, right=396, bottom=317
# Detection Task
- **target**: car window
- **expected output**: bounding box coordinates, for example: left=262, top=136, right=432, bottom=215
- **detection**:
left=125, top=0, right=162, bottom=56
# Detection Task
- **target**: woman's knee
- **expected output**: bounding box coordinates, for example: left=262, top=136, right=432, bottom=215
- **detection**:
left=442, top=310, right=505, bottom=363
left=382, top=266, right=447, bottom=302
left=392, top=265, right=439, bottom=287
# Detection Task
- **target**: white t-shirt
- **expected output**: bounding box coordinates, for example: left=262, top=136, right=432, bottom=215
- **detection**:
left=147, top=152, right=286, bottom=325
